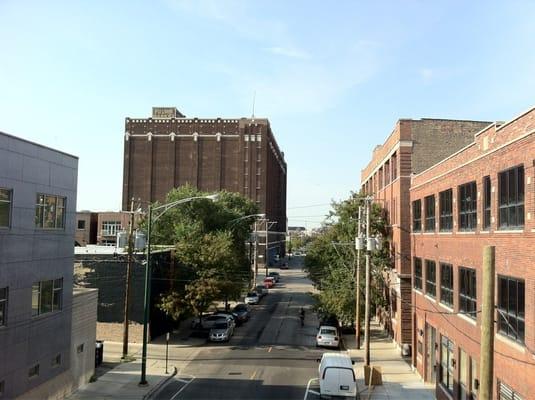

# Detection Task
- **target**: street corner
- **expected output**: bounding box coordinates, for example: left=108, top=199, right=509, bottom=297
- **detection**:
left=303, top=378, right=320, bottom=400
left=150, top=372, right=196, bottom=400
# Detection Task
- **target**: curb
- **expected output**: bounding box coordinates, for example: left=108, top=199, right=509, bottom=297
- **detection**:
left=143, top=366, right=177, bottom=400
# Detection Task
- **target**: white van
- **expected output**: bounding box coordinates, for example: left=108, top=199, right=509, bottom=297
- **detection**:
left=318, top=352, right=357, bottom=398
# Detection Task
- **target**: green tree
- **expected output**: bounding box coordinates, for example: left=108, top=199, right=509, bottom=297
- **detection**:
left=150, top=185, right=258, bottom=321
left=304, top=191, right=391, bottom=327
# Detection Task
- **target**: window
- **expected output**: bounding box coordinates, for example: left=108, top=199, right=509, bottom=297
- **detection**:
left=52, top=353, right=61, bottom=367
left=77, top=344, right=84, bottom=354
left=459, top=349, right=469, bottom=400
left=412, top=200, right=422, bottom=232
left=28, top=364, right=39, bottom=378
left=498, top=165, right=524, bottom=229
left=483, top=176, right=491, bottom=229
left=414, top=257, right=423, bottom=290
left=499, top=381, right=524, bottom=400
left=439, top=189, right=453, bottom=231
left=77, top=220, right=86, bottom=230
left=101, top=221, right=121, bottom=236
left=31, top=278, right=63, bottom=316
left=425, top=260, right=436, bottom=298
left=471, top=358, right=478, bottom=400
left=391, top=153, right=397, bottom=180
left=459, top=182, right=477, bottom=230
left=459, top=268, right=477, bottom=318
left=385, top=160, right=390, bottom=185
left=0, top=188, right=12, bottom=228
left=35, top=194, right=65, bottom=229
left=0, top=380, right=4, bottom=396
left=425, top=195, right=436, bottom=231
left=440, top=335, right=454, bottom=393
left=497, top=276, right=525, bottom=343
left=440, top=263, right=453, bottom=307
left=0, top=287, right=7, bottom=326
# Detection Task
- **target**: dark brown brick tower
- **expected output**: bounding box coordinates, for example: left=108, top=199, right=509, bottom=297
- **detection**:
left=122, top=107, right=287, bottom=261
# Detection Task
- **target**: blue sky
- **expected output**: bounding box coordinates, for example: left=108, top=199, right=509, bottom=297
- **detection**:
left=1, top=1, right=535, bottom=228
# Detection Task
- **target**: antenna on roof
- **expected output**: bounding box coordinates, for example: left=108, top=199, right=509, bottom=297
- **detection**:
left=251, top=90, right=256, bottom=119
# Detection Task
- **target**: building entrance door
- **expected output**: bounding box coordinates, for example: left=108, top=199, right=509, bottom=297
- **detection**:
left=425, top=324, right=436, bottom=383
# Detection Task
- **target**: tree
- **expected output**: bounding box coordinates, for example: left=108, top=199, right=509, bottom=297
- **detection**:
left=304, top=191, right=391, bottom=327
left=150, top=185, right=258, bottom=321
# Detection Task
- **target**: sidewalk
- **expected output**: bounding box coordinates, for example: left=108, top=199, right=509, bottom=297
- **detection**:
left=67, top=358, right=171, bottom=400
left=345, top=319, right=435, bottom=400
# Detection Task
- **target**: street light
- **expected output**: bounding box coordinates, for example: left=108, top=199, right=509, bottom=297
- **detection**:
left=139, top=194, right=218, bottom=386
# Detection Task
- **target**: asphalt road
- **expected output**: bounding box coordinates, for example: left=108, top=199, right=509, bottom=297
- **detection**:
left=153, top=256, right=336, bottom=400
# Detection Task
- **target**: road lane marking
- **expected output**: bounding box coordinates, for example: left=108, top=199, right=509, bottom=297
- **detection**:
left=250, top=370, right=258, bottom=380
left=304, top=378, right=319, bottom=400
left=170, top=376, right=195, bottom=400
left=268, top=346, right=272, bottom=353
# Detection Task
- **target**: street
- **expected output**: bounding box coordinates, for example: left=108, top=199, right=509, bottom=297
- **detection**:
left=153, top=256, right=332, bottom=400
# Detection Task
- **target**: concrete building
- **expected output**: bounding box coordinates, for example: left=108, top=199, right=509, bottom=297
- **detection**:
left=122, top=107, right=287, bottom=264
left=360, top=118, right=491, bottom=353
left=410, top=107, right=535, bottom=399
left=0, top=131, right=95, bottom=399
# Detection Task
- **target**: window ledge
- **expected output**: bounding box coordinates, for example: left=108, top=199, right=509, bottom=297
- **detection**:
left=458, top=313, right=477, bottom=326
left=457, top=231, right=476, bottom=234
left=439, top=302, right=454, bottom=312
left=424, top=294, right=436, bottom=302
left=496, top=333, right=526, bottom=353
left=438, top=231, right=453, bottom=235
left=423, top=232, right=435, bottom=235
left=413, top=288, right=423, bottom=295
left=479, top=230, right=490, bottom=234
left=494, top=229, right=525, bottom=234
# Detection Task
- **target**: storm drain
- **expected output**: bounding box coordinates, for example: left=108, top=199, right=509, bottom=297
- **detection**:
left=228, top=372, right=242, bottom=375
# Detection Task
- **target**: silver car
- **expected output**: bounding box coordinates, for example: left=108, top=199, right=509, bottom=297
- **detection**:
left=209, top=321, right=234, bottom=342
left=316, top=326, right=340, bottom=348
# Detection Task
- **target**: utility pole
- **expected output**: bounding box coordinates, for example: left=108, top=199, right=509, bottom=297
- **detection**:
left=479, top=245, right=495, bottom=400
left=364, top=199, right=371, bottom=366
left=122, top=198, right=135, bottom=360
left=355, top=206, right=362, bottom=349
left=253, top=221, right=258, bottom=287
left=265, top=218, right=269, bottom=277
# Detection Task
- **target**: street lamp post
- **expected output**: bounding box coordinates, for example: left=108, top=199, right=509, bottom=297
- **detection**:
left=139, top=194, right=218, bottom=386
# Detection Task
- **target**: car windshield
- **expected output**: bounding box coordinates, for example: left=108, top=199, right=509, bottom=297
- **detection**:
left=214, top=322, right=228, bottom=329
left=247, top=292, right=257, bottom=297
left=320, top=328, right=336, bottom=335
left=234, top=305, right=247, bottom=310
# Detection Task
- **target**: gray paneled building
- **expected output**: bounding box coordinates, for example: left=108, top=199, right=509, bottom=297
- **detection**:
left=0, top=131, right=78, bottom=399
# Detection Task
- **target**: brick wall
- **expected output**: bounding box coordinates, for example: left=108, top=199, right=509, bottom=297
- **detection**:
left=410, top=107, right=535, bottom=399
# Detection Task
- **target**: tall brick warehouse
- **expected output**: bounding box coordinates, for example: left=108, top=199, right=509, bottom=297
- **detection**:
left=360, top=118, right=491, bottom=352
left=411, top=107, right=535, bottom=399
left=122, top=107, right=287, bottom=262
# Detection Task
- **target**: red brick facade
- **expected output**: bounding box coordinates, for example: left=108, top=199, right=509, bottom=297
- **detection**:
left=361, top=119, right=490, bottom=350
left=410, top=107, right=535, bottom=399
left=122, top=109, right=287, bottom=260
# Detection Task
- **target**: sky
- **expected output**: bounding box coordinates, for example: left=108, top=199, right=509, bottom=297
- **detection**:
left=1, top=0, right=535, bottom=229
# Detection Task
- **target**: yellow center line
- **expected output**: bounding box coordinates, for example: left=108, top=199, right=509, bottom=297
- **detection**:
left=250, top=370, right=258, bottom=380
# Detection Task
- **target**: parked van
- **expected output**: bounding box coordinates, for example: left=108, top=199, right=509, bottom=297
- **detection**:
left=318, top=352, right=356, bottom=398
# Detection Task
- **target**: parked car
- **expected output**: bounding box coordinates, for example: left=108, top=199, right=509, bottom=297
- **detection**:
left=268, top=272, right=280, bottom=282
left=214, top=312, right=237, bottom=325
left=280, top=262, right=289, bottom=270
left=255, top=285, right=268, bottom=297
left=317, top=352, right=356, bottom=398
left=244, top=292, right=259, bottom=305
left=263, top=277, right=275, bottom=288
left=316, top=325, right=340, bottom=349
left=209, top=321, right=234, bottom=342
left=232, top=303, right=251, bottom=323
left=192, top=314, right=234, bottom=330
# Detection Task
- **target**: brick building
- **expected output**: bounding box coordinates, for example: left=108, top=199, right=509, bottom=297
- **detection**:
left=360, top=118, right=491, bottom=352
left=122, top=107, right=287, bottom=263
left=410, top=107, right=535, bottom=399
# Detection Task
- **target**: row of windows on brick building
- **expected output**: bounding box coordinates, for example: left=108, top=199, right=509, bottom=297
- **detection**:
left=412, top=164, right=525, bottom=232
left=413, top=257, right=525, bottom=344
